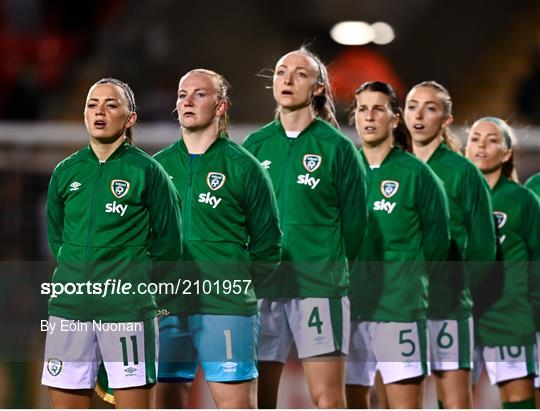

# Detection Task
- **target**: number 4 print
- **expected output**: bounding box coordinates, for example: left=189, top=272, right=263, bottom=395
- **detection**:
left=308, top=307, right=323, bottom=334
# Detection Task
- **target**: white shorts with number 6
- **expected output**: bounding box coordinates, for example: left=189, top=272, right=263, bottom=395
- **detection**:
left=258, top=297, right=349, bottom=363
left=347, top=320, right=429, bottom=386
left=41, top=315, right=158, bottom=389
left=428, top=317, right=473, bottom=371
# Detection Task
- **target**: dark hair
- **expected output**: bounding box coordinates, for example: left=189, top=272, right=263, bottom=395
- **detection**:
left=274, top=46, right=339, bottom=128
left=350, top=81, right=412, bottom=152
left=474, top=117, right=518, bottom=182
left=95, top=78, right=136, bottom=144
left=180, top=69, right=231, bottom=135
left=409, top=81, right=461, bottom=152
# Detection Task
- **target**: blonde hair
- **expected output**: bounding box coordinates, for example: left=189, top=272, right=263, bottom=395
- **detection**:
left=410, top=81, right=461, bottom=152
left=474, top=116, right=518, bottom=182
left=181, top=69, right=231, bottom=135
left=275, top=47, right=339, bottom=128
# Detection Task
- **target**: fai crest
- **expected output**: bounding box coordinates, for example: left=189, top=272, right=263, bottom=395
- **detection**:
left=494, top=211, right=507, bottom=229
left=303, top=154, right=322, bottom=172
left=111, top=180, right=130, bottom=198
left=207, top=172, right=226, bottom=191
left=381, top=180, right=399, bottom=198
left=47, top=358, right=62, bottom=376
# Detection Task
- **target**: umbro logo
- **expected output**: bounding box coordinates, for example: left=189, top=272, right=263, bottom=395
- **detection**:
left=69, top=181, right=81, bottom=191
left=261, top=160, right=272, bottom=170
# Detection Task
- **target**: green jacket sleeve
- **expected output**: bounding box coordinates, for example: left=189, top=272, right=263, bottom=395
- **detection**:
left=524, top=191, right=540, bottom=330
left=242, top=161, right=282, bottom=287
left=462, top=168, right=497, bottom=291
left=416, top=167, right=450, bottom=264
left=145, top=162, right=183, bottom=272
left=46, top=169, right=64, bottom=260
left=334, top=141, right=368, bottom=262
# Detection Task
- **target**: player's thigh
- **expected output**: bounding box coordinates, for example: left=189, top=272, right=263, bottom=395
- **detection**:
left=190, top=314, right=259, bottom=382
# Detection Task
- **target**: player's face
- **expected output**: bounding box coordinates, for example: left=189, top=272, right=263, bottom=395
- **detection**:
left=177, top=72, right=224, bottom=132
left=354, top=90, right=398, bottom=146
left=404, top=86, right=452, bottom=145
left=273, top=52, right=323, bottom=111
left=465, top=121, right=511, bottom=174
left=84, top=83, right=135, bottom=142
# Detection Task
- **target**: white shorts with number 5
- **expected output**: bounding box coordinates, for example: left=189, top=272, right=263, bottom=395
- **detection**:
left=347, top=320, right=429, bottom=386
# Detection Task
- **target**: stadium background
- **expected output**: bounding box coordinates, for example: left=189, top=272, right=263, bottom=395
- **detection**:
left=0, top=0, right=539, bottom=407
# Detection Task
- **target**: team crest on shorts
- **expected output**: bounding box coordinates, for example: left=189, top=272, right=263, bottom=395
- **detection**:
left=111, top=180, right=130, bottom=198
left=494, top=211, right=507, bottom=229
left=381, top=180, right=399, bottom=198
left=207, top=172, right=226, bottom=191
left=303, top=154, right=322, bottom=172
left=47, top=358, right=62, bottom=376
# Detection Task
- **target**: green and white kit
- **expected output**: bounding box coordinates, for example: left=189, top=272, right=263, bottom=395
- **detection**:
left=474, top=176, right=540, bottom=348
left=46, top=142, right=183, bottom=321
left=243, top=118, right=368, bottom=298
left=349, top=147, right=450, bottom=323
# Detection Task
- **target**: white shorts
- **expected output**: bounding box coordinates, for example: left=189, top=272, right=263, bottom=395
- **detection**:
left=427, top=317, right=473, bottom=371
left=258, top=297, right=350, bottom=363
left=347, top=320, right=429, bottom=386
left=473, top=344, right=537, bottom=385
left=41, top=316, right=158, bottom=389
left=534, top=331, right=540, bottom=389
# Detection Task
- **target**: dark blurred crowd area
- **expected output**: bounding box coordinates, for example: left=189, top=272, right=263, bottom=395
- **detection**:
left=0, top=0, right=122, bottom=119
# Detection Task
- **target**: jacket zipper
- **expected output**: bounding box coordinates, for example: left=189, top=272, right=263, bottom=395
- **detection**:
left=281, top=140, right=294, bottom=224
left=84, top=161, right=103, bottom=320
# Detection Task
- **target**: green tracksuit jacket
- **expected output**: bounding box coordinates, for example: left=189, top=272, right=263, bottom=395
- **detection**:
left=154, top=136, right=281, bottom=316
left=475, top=176, right=540, bottom=346
left=243, top=118, right=368, bottom=298
left=525, top=173, right=540, bottom=198
left=425, top=144, right=496, bottom=320
left=46, top=142, right=182, bottom=321
left=525, top=172, right=540, bottom=330
left=350, top=147, right=450, bottom=322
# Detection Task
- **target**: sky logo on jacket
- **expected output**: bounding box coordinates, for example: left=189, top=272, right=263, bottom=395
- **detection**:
left=494, top=211, right=507, bottom=244
left=198, top=172, right=225, bottom=208
left=297, top=154, right=321, bottom=189
left=373, top=180, right=399, bottom=214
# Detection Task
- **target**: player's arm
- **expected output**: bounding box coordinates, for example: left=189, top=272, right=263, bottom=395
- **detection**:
left=46, top=169, right=64, bottom=260
left=462, top=168, right=497, bottom=291
left=335, top=141, right=368, bottom=263
left=242, top=160, right=282, bottom=288
left=145, top=162, right=183, bottom=270
left=417, top=167, right=450, bottom=266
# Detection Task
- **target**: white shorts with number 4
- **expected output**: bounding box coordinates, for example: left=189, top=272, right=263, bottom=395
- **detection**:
left=41, top=316, right=158, bottom=389
left=347, top=320, right=429, bottom=386
left=258, top=297, right=349, bottom=363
